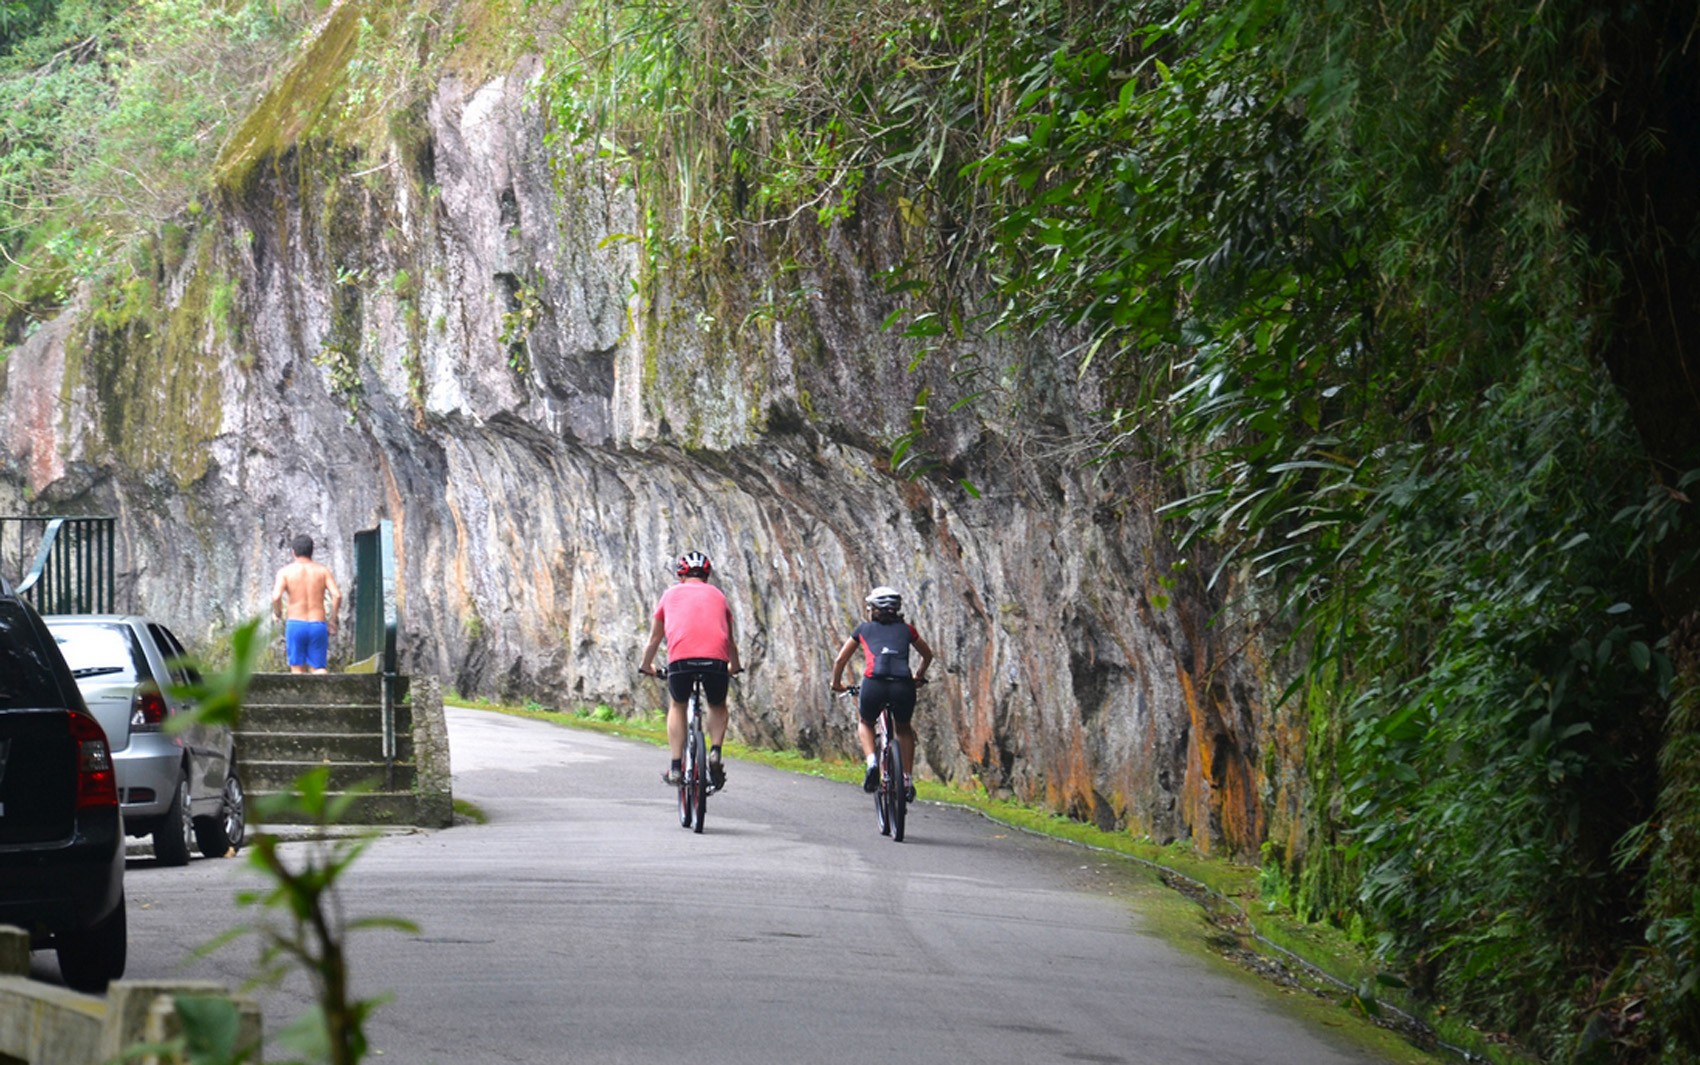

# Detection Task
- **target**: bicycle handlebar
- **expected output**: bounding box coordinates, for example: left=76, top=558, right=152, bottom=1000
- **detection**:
left=639, top=665, right=745, bottom=679
left=834, top=678, right=928, bottom=696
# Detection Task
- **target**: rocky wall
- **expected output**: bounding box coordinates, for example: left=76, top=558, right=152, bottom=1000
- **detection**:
left=0, top=57, right=1272, bottom=856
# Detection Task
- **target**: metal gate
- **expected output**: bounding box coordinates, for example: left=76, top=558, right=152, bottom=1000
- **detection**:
left=1, top=516, right=117, bottom=615
left=352, top=520, right=399, bottom=786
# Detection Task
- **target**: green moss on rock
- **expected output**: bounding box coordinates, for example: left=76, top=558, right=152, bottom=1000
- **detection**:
left=215, top=1, right=368, bottom=196
left=67, top=228, right=227, bottom=487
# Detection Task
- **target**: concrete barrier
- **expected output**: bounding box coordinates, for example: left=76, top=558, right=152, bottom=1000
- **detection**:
left=0, top=927, right=261, bottom=1064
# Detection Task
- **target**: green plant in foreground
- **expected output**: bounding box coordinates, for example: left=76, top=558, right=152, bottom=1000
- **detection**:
left=147, top=617, right=416, bottom=1065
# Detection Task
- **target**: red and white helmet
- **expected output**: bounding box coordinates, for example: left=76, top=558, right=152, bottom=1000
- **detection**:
left=676, top=551, right=712, bottom=578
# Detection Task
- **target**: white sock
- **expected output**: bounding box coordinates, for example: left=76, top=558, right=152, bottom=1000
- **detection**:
left=866, top=754, right=877, bottom=767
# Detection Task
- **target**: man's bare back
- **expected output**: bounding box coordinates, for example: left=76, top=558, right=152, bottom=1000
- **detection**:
left=271, top=535, right=342, bottom=673
left=272, top=560, right=340, bottom=626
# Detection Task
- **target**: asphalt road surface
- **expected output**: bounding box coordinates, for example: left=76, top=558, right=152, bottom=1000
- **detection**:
left=41, top=707, right=1406, bottom=1064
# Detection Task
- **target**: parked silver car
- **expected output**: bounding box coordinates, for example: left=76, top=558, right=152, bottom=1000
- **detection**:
left=44, top=615, right=245, bottom=865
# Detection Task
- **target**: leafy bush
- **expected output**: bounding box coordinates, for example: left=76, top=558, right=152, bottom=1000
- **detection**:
left=0, top=0, right=316, bottom=333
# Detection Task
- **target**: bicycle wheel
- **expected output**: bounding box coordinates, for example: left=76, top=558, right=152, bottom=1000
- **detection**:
left=690, top=717, right=709, bottom=834
left=874, top=731, right=892, bottom=836
left=678, top=704, right=697, bottom=829
left=885, top=728, right=906, bottom=842
left=875, top=775, right=891, bottom=835
left=678, top=744, right=694, bottom=829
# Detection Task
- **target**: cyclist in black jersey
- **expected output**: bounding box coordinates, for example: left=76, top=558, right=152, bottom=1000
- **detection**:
left=830, top=586, right=935, bottom=799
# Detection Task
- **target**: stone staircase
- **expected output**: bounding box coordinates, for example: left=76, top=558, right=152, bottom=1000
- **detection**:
left=238, top=672, right=452, bottom=828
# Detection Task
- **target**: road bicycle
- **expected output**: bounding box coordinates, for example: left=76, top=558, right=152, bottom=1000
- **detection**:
left=843, top=683, right=910, bottom=842
left=646, top=667, right=715, bottom=833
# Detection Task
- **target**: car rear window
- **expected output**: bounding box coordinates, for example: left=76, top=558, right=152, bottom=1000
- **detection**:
left=0, top=708, right=75, bottom=843
left=49, top=622, right=147, bottom=685
left=0, top=601, right=72, bottom=709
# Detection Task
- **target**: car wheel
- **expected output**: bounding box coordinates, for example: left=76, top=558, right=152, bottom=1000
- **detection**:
left=194, top=770, right=246, bottom=857
left=153, top=774, right=194, bottom=866
left=55, top=897, right=127, bottom=993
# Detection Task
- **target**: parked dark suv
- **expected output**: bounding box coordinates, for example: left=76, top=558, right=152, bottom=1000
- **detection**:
left=0, top=576, right=126, bottom=991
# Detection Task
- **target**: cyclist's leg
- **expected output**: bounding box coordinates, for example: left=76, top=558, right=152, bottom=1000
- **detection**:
left=697, top=663, right=731, bottom=738
left=702, top=669, right=731, bottom=786
left=896, top=721, right=918, bottom=775
left=705, top=702, right=729, bottom=747
left=858, top=682, right=887, bottom=791
left=666, top=698, right=688, bottom=757
left=664, top=673, right=692, bottom=782
left=701, top=668, right=732, bottom=747
left=703, top=702, right=728, bottom=789
left=855, top=681, right=879, bottom=758
left=857, top=718, right=878, bottom=759
left=891, top=683, right=919, bottom=784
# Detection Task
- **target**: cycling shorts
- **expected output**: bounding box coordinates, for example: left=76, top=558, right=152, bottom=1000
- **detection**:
left=668, top=658, right=730, bottom=705
left=858, top=676, right=915, bottom=726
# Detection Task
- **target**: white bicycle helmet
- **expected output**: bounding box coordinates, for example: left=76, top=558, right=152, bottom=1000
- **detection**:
left=865, top=586, right=902, bottom=613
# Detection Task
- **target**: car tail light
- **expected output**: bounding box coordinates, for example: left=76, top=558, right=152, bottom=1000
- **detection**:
left=69, top=711, right=118, bottom=810
left=131, top=689, right=167, bottom=730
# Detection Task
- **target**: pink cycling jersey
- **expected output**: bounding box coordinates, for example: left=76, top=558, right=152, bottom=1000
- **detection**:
left=654, top=581, right=734, bottom=661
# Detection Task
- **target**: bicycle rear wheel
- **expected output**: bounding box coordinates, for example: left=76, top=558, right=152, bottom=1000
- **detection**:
left=874, top=730, right=892, bottom=836
left=690, top=719, right=708, bottom=834
left=875, top=768, right=891, bottom=836
left=678, top=703, right=697, bottom=829
left=885, top=730, right=906, bottom=842
left=678, top=746, right=694, bottom=829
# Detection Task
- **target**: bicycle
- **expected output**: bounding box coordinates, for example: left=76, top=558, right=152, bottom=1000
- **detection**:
left=645, top=667, right=714, bottom=833
left=842, top=683, right=910, bottom=842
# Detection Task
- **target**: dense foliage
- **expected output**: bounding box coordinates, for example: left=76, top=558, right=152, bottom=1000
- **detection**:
left=0, top=0, right=317, bottom=340
left=544, top=0, right=1700, bottom=1059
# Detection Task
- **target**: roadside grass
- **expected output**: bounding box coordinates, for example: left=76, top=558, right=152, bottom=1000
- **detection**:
left=446, top=693, right=1514, bottom=1065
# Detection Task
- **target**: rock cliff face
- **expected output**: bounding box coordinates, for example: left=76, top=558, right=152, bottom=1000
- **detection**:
left=0, top=48, right=1275, bottom=856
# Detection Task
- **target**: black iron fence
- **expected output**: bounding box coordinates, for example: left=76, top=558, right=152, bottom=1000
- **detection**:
left=0, top=515, right=117, bottom=615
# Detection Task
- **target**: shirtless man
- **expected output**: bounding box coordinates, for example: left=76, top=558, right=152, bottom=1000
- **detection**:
left=270, top=534, right=343, bottom=674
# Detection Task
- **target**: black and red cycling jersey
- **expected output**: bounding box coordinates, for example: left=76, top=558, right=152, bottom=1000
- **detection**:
left=852, top=618, right=920, bottom=679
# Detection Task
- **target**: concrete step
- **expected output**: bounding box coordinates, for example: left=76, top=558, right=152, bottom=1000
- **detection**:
left=238, top=702, right=415, bottom=735
left=244, top=672, right=411, bottom=710
left=251, top=790, right=432, bottom=827
left=235, top=729, right=415, bottom=764
left=242, top=759, right=418, bottom=794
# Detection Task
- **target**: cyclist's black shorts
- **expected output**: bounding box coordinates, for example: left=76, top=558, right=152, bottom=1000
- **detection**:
left=858, top=676, right=916, bottom=726
left=668, top=658, right=730, bottom=705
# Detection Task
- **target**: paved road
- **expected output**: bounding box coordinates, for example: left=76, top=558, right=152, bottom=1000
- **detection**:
left=43, top=707, right=1402, bottom=1064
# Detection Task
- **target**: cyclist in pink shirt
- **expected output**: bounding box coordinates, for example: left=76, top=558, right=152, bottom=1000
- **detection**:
left=639, top=551, right=743, bottom=788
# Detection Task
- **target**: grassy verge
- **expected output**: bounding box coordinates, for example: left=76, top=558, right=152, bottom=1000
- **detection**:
left=447, top=693, right=1523, bottom=1065
left=451, top=797, right=489, bottom=824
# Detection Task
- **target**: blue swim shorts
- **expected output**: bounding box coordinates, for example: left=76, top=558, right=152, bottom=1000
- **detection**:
left=285, top=620, right=330, bottom=669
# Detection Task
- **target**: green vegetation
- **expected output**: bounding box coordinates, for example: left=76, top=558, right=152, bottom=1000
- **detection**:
left=452, top=797, right=489, bottom=824
left=0, top=0, right=531, bottom=391
left=448, top=691, right=668, bottom=737
left=497, top=278, right=538, bottom=374
left=0, top=0, right=320, bottom=340
left=541, top=0, right=1700, bottom=1059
